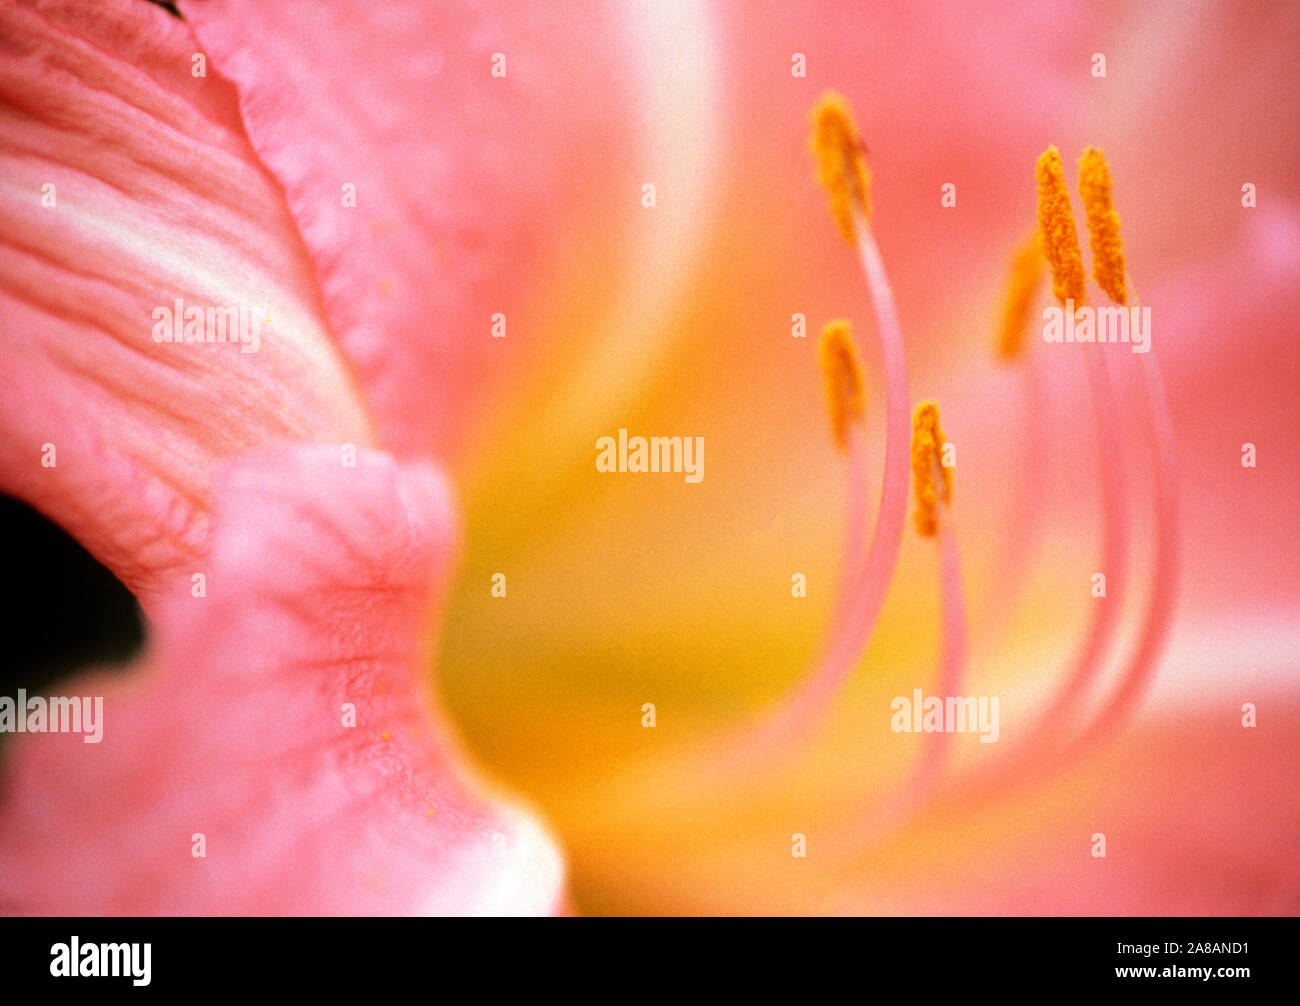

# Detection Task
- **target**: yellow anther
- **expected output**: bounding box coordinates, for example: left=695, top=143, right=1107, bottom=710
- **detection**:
left=811, top=92, right=872, bottom=242
left=1035, top=146, right=1086, bottom=308
left=996, top=231, right=1046, bottom=359
left=819, top=319, right=866, bottom=449
left=911, top=400, right=952, bottom=537
left=1078, top=146, right=1128, bottom=305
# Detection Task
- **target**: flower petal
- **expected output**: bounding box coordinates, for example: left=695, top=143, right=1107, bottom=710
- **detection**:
left=0, top=0, right=373, bottom=608
left=823, top=700, right=1300, bottom=916
left=179, top=0, right=713, bottom=456
left=0, top=444, right=565, bottom=915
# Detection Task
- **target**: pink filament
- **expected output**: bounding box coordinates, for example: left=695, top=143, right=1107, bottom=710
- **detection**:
left=820, top=420, right=872, bottom=651
left=850, top=522, right=968, bottom=842
left=1032, top=346, right=1131, bottom=738
left=768, top=216, right=911, bottom=736
left=1073, top=351, right=1180, bottom=752
left=936, top=313, right=1177, bottom=810
left=984, top=349, right=1049, bottom=644
left=912, top=525, right=969, bottom=795
left=717, top=215, right=909, bottom=774
left=910, top=339, right=1149, bottom=813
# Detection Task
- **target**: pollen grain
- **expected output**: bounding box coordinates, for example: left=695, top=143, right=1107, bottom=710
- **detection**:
left=819, top=319, right=866, bottom=449
left=1078, top=146, right=1128, bottom=305
left=811, top=92, right=873, bottom=242
left=911, top=400, right=952, bottom=537
left=1035, top=146, right=1086, bottom=308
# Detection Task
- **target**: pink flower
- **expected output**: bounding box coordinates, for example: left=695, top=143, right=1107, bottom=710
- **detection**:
left=2, top=0, right=1297, bottom=917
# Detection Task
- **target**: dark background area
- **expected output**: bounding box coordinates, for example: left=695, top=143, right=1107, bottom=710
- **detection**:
left=0, top=494, right=143, bottom=736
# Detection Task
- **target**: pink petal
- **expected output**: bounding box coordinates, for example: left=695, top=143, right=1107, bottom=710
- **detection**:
left=833, top=701, right=1300, bottom=915
left=179, top=0, right=659, bottom=455
left=0, top=0, right=373, bottom=609
left=0, top=443, right=565, bottom=915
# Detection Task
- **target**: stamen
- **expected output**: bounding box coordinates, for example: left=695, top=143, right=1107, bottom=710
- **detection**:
left=756, top=95, right=911, bottom=740
left=996, top=232, right=1046, bottom=359
left=841, top=411, right=968, bottom=844
left=910, top=401, right=951, bottom=537
left=819, top=319, right=866, bottom=450
left=1035, top=146, right=1086, bottom=307
left=816, top=326, right=872, bottom=687
left=1040, top=151, right=1140, bottom=743
left=910, top=405, right=966, bottom=795
left=1078, top=147, right=1128, bottom=305
left=811, top=91, right=873, bottom=243
left=788, top=214, right=911, bottom=713
left=931, top=356, right=1174, bottom=822
left=790, top=145, right=1176, bottom=862
left=1074, top=303, right=1180, bottom=752
left=940, top=159, right=1167, bottom=812
left=908, top=153, right=1138, bottom=814
left=1024, top=147, right=1132, bottom=739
